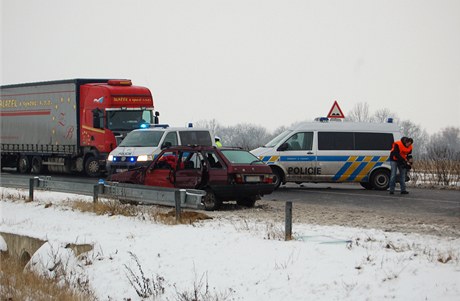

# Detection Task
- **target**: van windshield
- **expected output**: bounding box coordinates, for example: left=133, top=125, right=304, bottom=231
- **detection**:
left=264, top=130, right=293, bottom=147
left=119, top=131, right=164, bottom=147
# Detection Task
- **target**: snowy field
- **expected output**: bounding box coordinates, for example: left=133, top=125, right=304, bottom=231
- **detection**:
left=1, top=187, right=459, bottom=300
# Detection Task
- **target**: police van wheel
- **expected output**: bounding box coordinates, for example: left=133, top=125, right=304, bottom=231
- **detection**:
left=271, top=167, right=283, bottom=189
left=370, top=169, right=390, bottom=190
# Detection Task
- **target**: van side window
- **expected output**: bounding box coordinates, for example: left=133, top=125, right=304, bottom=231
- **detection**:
left=355, top=133, right=394, bottom=150
left=319, top=132, right=394, bottom=150
left=285, top=132, right=313, bottom=151
left=164, top=132, right=178, bottom=147
left=179, top=131, right=213, bottom=146
left=318, top=132, right=353, bottom=150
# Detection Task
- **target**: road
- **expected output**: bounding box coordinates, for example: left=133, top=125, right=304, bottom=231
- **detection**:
left=1, top=171, right=459, bottom=237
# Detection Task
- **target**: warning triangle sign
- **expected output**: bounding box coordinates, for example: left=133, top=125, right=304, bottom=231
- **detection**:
left=327, top=101, right=345, bottom=118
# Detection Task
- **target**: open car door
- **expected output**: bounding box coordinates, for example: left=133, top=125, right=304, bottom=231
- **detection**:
left=144, top=150, right=177, bottom=188
left=174, top=150, right=204, bottom=189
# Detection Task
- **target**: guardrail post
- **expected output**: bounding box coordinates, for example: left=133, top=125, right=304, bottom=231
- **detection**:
left=93, top=179, right=105, bottom=203
left=28, top=177, right=39, bottom=202
left=285, top=201, right=292, bottom=241
left=175, top=190, right=183, bottom=222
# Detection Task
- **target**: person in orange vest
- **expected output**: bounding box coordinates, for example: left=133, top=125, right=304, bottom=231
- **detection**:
left=389, top=136, right=413, bottom=195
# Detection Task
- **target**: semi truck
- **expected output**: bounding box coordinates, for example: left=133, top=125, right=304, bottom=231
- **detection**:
left=0, top=78, right=159, bottom=176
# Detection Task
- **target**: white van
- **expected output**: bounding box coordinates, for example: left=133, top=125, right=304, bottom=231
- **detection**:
left=106, top=126, right=214, bottom=174
left=251, top=120, right=402, bottom=190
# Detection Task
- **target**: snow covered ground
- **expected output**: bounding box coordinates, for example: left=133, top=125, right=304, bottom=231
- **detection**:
left=1, top=187, right=459, bottom=300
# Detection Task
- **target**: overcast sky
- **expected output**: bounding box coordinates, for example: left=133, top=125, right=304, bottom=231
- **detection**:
left=1, top=0, right=459, bottom=134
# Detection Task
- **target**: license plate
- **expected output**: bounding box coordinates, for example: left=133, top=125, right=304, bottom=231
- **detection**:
left=245, top=176, right=261, bottom=183
left=116, top=169, right=128, bottom=173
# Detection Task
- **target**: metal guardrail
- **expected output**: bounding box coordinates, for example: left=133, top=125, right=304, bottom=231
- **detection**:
left=28, top=177, right=206, bottom=210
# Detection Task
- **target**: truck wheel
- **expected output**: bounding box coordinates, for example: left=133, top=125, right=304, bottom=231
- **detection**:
left=202, top=190, right=221, bottom=211
left=17, top=155, right=30, bottom=174
left=31, top=156, right=44, bottom=174
left=370, top=169, right=390, bottom=190
left=237, top=196, right=257, bottom=208
left=85, top=156, right=101, bottom=177
left=271, top=167, right=284, bottom=190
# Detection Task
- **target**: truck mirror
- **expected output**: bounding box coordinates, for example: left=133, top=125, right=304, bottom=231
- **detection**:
left=277, top=143, right=289, bottom=151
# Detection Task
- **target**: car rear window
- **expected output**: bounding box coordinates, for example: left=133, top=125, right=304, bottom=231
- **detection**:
left=220, top=150, right=263, bottom=164
left=179, top=131, right=213, bottom=146
left=119, top=131, right=164, bottom=147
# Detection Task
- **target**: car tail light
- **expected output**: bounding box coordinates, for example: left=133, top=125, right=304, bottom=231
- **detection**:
left=263, top=175, right=273, bottom=184
left=234, top=174, right=244, bottom=184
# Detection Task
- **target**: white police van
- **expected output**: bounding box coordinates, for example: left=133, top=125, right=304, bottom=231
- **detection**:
left=106, top=126, right=214, bottom=174
left=251, top=119, right=402, bottom=190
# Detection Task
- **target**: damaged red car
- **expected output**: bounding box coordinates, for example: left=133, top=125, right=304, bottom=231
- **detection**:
left=107, top=145, right=275, bottom=210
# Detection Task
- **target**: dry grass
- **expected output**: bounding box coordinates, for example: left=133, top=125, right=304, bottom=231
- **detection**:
left=0, top=253, right=95, bottom=301
left=68, top=199, right=212, bottom=225
left=71, top=199, right=138, bottom=217
left=410, top=159, right=460, bottom=188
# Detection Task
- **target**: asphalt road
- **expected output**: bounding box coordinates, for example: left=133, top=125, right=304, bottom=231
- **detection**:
left=266, top=182, right=460, bottom=219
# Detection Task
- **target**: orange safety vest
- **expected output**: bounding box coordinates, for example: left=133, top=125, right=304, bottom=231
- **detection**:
left=391, top=140, right=413, bottom=161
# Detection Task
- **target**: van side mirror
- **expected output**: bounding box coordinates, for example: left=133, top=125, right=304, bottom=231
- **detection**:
left=277, top=143, right=289, bottom=151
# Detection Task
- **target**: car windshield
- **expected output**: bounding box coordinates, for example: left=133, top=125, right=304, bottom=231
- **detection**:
left=220, top=150, right=263, bottom=164
left=264, top=130, right=293, bottom=147
left=119, top=131, right=164, bottom=147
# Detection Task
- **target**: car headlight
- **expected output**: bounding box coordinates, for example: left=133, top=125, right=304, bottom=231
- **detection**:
left=137, top=155, right=153, bottom=162
left=108, top=155, right=113, bottom=161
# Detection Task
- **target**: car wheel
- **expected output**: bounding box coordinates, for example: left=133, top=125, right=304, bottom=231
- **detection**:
left=236, top=196, right=257, bottom=208
left=85, top=156, right=100, bottom=177
left=203, top=190, right=221, bottom=211
left=370, top=169, right=390, bottom=190
left=17, top=155, right=30, bottom=174
left=271, top=167, right=284, bottom=190
left=360, top=182, right=373, bottom=190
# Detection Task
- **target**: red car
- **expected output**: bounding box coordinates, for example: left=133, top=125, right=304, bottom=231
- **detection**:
left=108, top=146, right=275, bottom=210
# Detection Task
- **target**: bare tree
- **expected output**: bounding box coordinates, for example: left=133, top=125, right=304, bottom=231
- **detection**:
left=194, top=119, right=221, bottom=136
left=219, top=123, right=270, bottom=150
left=373, top=108, right=398, bottom=123
left=398, top=119, right=429, bottom=158
left=346, top=102, right=373, bottom=122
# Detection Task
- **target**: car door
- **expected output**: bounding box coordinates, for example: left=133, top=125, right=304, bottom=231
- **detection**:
left=174, top=150, right=204, bottom=189
left=143, top=150, right=177, bottom=188
left=278, top=131, right=318, bottom=182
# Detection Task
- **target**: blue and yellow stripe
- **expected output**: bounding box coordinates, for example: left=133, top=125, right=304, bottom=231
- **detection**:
left=258, top=155, right=389, bottom=182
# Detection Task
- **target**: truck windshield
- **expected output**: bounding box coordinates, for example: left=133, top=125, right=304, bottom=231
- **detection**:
left=107, top=110, right=153, bottom=130
left=221, top=150, right=263, bottom=164
left=264, top=130, right=292, bottom=147
left=119, top=131, right=164, bottom=147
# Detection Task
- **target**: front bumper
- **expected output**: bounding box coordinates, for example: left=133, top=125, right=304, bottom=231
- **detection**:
left=106, top=160, right=151, bottom=173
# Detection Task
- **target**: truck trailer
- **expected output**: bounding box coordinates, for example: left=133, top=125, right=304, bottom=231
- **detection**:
left=0, top=78, right=159, bottom=176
